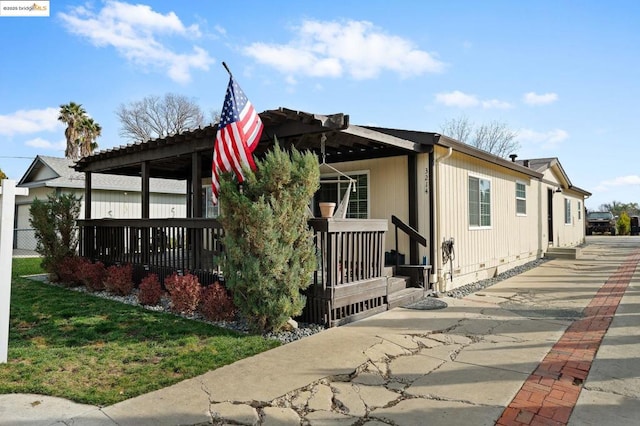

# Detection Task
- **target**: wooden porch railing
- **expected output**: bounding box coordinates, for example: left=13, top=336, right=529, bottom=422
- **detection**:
left=307, top=218, right=388, bottom=288
left=77, top=217, right=389, bottom=326
left=77, top=218, right=224, bottom=285
left=305, top=218, right=388, bottom=326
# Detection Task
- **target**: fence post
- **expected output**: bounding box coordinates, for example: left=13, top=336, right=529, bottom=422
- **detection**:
left=0, top=180, right=29, bottom=363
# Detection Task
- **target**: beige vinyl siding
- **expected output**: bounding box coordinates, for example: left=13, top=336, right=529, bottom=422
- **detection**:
left=540, top=169, right=585, bottom=248
left=554, top=190, right=586, bottom=247
left=328, top=157, right=410, bottom=254
left=435, top=149, right=541, bottom=290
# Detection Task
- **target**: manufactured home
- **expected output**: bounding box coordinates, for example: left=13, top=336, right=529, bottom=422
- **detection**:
left=72, top=108, right=590, bottom=325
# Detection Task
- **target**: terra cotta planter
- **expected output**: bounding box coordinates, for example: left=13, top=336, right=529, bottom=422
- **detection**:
left=319, top=202, right=336, bottom=218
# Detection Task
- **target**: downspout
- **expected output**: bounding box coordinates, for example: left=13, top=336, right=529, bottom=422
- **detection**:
left=430, top=145, right=453, bottom=293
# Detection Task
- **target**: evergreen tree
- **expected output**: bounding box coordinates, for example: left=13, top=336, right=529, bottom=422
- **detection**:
left=30, top=193, right=82, bottom=276
left=218, top=141, right=320, bottom=332
left=617, top=211, right=631, bottom=235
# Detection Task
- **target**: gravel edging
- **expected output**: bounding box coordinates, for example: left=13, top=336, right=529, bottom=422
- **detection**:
left=25, top=274, right=324, bottom=345
left=445, top=258, right=550, bottom=299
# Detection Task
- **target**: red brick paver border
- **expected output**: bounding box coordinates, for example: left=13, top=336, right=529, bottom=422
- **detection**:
left=496, top=251, right=640, bottom=426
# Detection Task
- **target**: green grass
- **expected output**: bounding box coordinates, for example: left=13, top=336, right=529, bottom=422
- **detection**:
left=0, top=258, right=280, bottom=406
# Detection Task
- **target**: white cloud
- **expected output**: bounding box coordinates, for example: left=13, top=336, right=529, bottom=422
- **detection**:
left=25, top=137, right=66, bottom=150
left=58, top=1, right=213, bottom=84
left=523, top=92, right=558, bottom=105
left=482, top=99, right=513, bottom=109
left=435, top=90, right=479, bottom=108
left=434, top=91, right=512, bottom=109
left=595, top=175, right=640, bottom=192
left=243, top=19, right=445, bottom=80
left=518, top=128, right=569, bottom=149
left=0, top=108, right=60, bottom=136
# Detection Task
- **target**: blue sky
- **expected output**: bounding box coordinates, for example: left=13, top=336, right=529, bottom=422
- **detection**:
left=1, top=0, right=638, bottom=210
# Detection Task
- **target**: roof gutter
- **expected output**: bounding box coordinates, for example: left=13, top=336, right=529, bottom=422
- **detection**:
left=435, top=135, right=543, bottom=179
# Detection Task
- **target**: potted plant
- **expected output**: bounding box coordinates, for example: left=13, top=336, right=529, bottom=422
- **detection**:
left=318, top=202, right=336, bottom=218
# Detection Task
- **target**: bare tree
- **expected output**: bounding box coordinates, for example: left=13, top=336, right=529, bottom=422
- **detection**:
left=116, top=93, right=206, bottom=142
left=209, top=109, right=221, bottom=125
left=440, top=116, right=520, bottom=158
left=439, top=116, right=473, bottom=144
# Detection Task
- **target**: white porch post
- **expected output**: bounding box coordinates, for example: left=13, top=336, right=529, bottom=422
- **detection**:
left=0, top=180, right=29, bottom=363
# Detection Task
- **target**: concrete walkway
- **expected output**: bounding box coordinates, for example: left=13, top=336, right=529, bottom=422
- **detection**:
left=1, top=236, right=639, bottom=425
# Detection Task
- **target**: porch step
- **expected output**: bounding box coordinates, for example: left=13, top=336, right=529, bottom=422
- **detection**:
left=387, top=275, right=410, bottom=294
left=388, top=287, right=427, bottom=310
left=545, top=247, right=582, bottom=260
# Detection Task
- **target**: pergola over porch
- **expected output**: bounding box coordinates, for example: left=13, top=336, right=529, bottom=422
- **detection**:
left=73, top=107, right=437, bottom=325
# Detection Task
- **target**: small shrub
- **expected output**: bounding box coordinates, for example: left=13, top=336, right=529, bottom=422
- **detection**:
left=77, top=259, right=106, bottom=292
left=165, top=272, right=201, bottom=314
left=57, top=256, right=84, bottom=286
left=198, top=282, right=236, bottom=321
left=617, top=212, right=631, bottom=236
left=138, top=273, right=163, bottom=306
left=104, top=264, right=134, bottom=296
left=29, top=193, right=81, bottom=275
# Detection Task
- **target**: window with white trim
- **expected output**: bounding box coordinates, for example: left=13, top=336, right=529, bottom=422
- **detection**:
left=469, top=175, right=491, bottom=227
left=316, top=172, right=368, bottom=219
left=578, top=201, right=582, bottom=220
left=564, top=198, right=571, bottom=224
left=202, top=186, right=220, bottom=218
left=516, top=181, right=526, bottom=215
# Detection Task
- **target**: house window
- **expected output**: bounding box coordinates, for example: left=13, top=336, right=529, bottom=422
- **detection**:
left=564, top=198, right=571, bottom=224
left=316, top=173, right=368, bottom=219
left=578, top=201, right=582, bottom=220
left=516, top=181, right=526, bottom=215
left=202, top=186, right=220, bottom=218
left=469, top=175, right=491, bottom=227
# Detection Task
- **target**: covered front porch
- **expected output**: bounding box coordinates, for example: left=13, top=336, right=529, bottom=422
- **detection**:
left=74, top=108, right=436, bottom=326
left=78, top=216, right=404, bottom=326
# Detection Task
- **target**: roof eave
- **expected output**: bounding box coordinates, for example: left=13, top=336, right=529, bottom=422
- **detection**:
left=436, top=135, right=544, bottom=179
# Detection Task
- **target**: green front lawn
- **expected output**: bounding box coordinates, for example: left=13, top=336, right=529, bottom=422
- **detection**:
left=0, top=258, right=279, bottom=406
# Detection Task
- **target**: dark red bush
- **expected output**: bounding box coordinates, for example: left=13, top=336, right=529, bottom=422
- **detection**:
left=77, top=259, right=106, bottom=291
left=198, top=282, right=236, bottom=321
left=138, top=273, right=163, bottom=306
left=165, top=272, right=201, bottom=314
left=56, top=256, right=84, bottom=286
left=104, top=264, right=134, bottom=296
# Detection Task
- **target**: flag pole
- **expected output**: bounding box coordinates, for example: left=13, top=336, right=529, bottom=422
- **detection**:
left=222, top=62, right=232, bottom=77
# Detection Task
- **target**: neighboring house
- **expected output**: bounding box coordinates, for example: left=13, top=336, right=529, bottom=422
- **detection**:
left=15, top=155, right=187, bottom=250
left=71, top=108, right=591, bottom=325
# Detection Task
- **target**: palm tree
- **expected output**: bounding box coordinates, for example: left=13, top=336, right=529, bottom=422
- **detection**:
left=78, top=116, right=102, bottom=158
left=58, top=102, right=87, bottom=160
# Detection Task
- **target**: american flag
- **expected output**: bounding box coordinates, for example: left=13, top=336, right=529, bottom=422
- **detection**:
left=211, top=75, right=263, bottom=204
